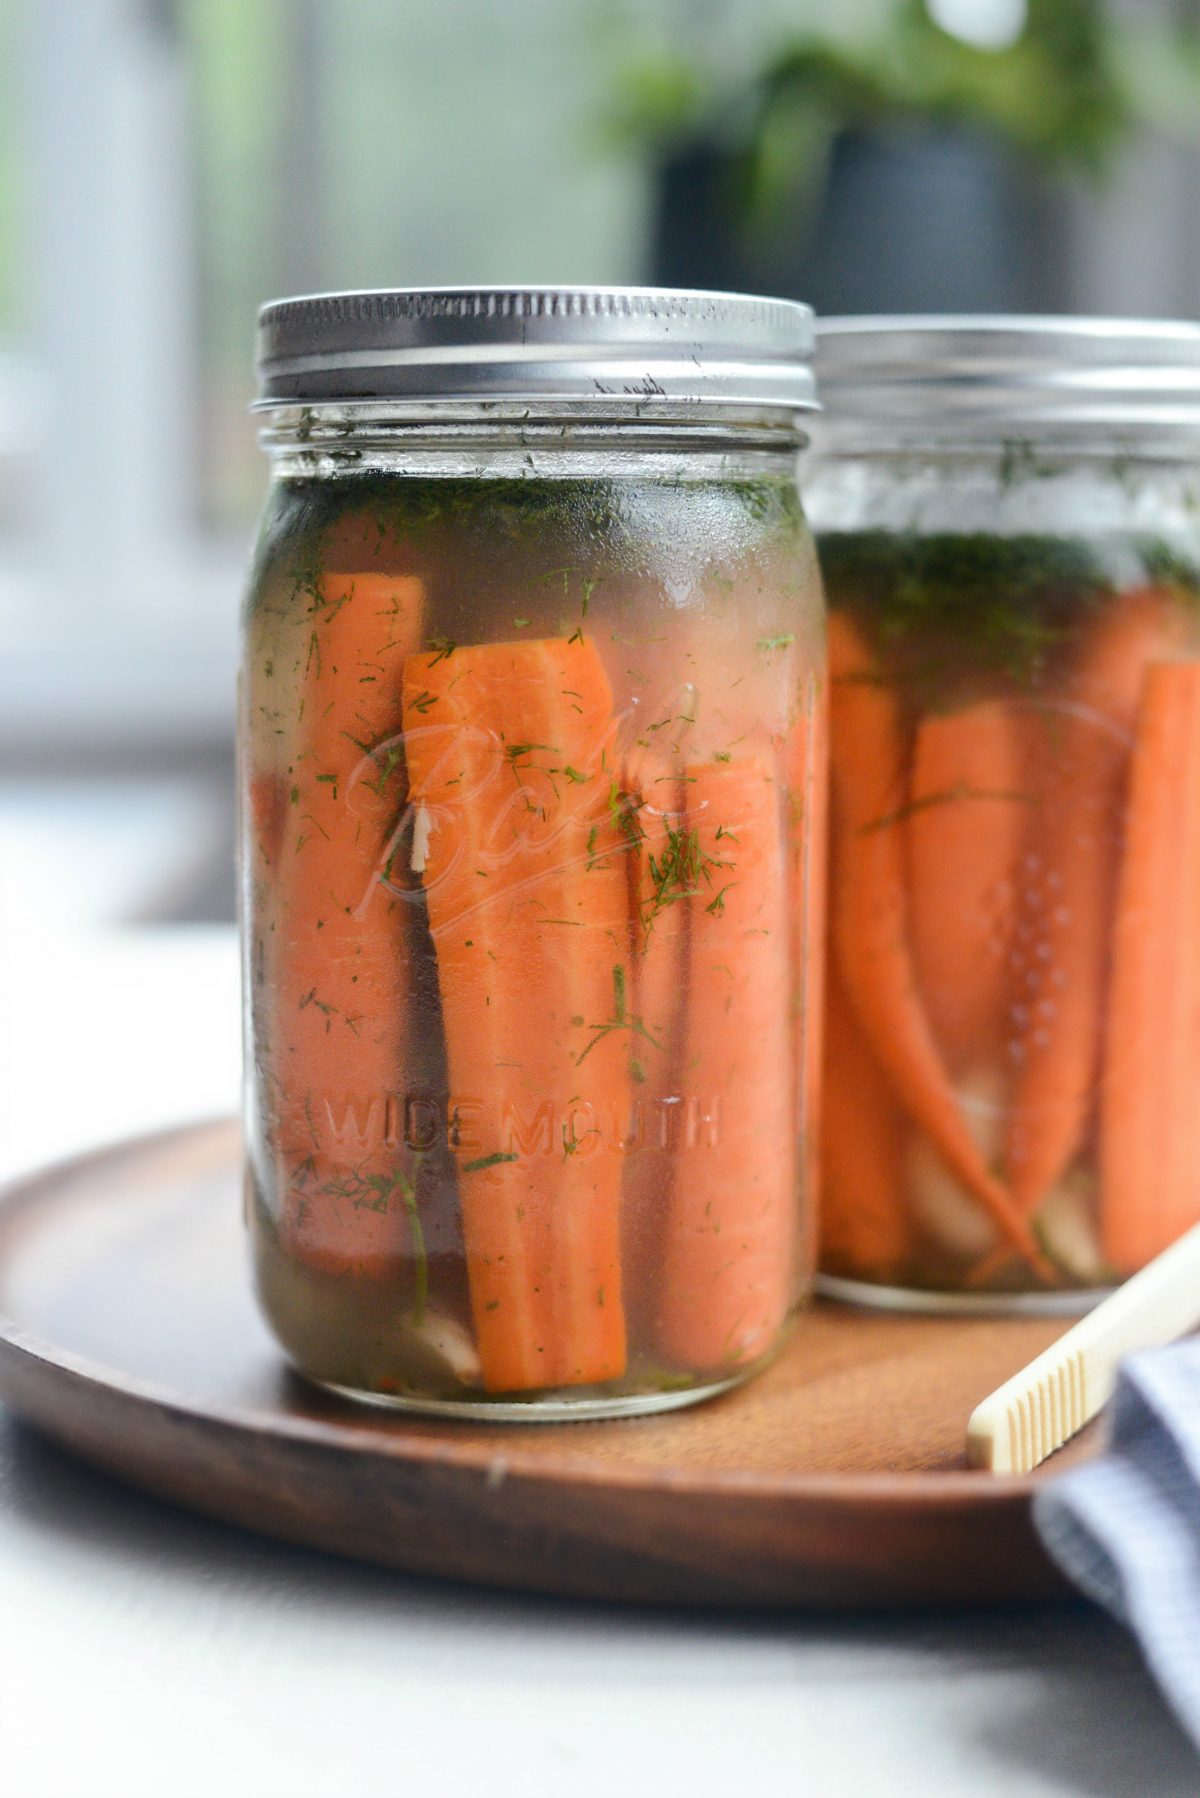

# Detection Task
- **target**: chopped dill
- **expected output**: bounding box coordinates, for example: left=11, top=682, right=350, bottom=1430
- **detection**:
left=314, top=1167, right=427, bottom=1323
left=297, top=987, right=335, bottom=1016
left=641, top=822, right=734, bottom=934
left=863, top=782, right=1033, bottom=836
left=606, top=778, right=642, bottom=853
left=576, top=963, right=661, bottom=1066
left=463, top=1150, right=519, bottom=1172
left=814, top=528, right=1200, bottom=702
left=506, top=742, right=557, bottom=761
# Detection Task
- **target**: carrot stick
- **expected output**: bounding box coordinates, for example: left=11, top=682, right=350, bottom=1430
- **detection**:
left=248, top=772, right=289, bottom=871
left=1005, top=588, right=1183, bottom=1214
left=243, top=581, right=306, bottom=1005
left=621, top=753, right=689, bottom=1344
left=402, top=635, right=632, bottom=1393
left=826, top=610, right=1045, bottom=1271
left=819, top=965, right=912, bottom=1278
left=790, top=669, right=828, bottom=1278
left=907, top=701, right=1028, bottom=1070
left=657, top=756, right=798, bottom=1371
left=1099, top=660, right=1200, bottom=1273
left=271, top=571, right=426, bottom=1277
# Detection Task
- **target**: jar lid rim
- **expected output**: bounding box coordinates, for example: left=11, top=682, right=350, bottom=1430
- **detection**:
left=817, top=313, right=1200, bottom=344
left=255, top=285, right=818, bottom=413
left=814, top=314, right=1200, bottom=432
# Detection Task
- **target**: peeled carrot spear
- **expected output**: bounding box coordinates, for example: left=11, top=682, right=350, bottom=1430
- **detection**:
left=907, top=701, right=1028, bottom=1070
left=820, top=965, right=912, bottom=1278
left=620, top=752, right=689, bottom=1343
left=1099, top=660, right=1200, bottom=1274
left=789, top=670, right=829, bottom=1277
left=826, top=610, right=1045, bottom=1271
left=1005, top=588, right=1183, bottom=1214
left=657, top=755, right=798, bottom=1371
left=272, top=571, right=426, bottom=1277
left=402, top=635, right=633, bottom=1393
left=245, top=769, right=290, bottom=1048
left=248, top=772, right=289, bottom=870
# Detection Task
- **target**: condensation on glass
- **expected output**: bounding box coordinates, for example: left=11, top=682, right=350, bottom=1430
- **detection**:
left=240, top=288, right=826, bottom=1416
left=807, top=316, right=1200, bottom=1314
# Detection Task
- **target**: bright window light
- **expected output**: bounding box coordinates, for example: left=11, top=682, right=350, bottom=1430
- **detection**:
left=927, top=0, right=1028, bottom=50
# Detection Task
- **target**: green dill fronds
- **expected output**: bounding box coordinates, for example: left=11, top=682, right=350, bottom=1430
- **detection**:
left=575, top=962, right=661, bottom=1066
left=640, top=821, right=734, bottom=935
left=462, top=1150, right=519, bottom=1172
left=313, top=1165, right=427, bottom=1323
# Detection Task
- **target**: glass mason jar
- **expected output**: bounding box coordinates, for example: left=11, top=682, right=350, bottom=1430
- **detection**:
left=806, top=316, right=1200, bottom=1313
left=241, top=288, right=826, bottom=1417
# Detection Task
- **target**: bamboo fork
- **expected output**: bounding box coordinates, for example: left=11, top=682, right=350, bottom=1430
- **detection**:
left=966, top=1220, right=1200, bottom=1474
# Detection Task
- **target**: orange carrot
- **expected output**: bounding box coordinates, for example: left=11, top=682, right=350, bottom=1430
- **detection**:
left=657, top=756, right=798, bottom=1371
left=790, top=668, right=829, bottom=1280
left=621, top=752, right=689, bottom=1343
left=1005, top=588, right=1184, bottom=1214
left=907, top=701, right=1028, bottom=1070
left=826, top=609, right=1045, bottom=1271
left=1099, top=660, right=1200, bottom=1273
left=271, top=571, right=426, bottom=1277
left=248, top=772, right=289, bottom=870
left=245, top=769, right=290, bottom=1037
left=402, top=635, right=632, bottom=1393
left=819, top=965, right=911, bottom=1277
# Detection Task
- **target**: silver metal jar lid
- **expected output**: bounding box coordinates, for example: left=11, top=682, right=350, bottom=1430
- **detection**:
left=255, top=286, right=817, bottom=413
left=815, top=315, right=1200, bottom=435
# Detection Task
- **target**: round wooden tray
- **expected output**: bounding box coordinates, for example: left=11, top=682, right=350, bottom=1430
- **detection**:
left=0, top=1119, right=1091, bottom=1609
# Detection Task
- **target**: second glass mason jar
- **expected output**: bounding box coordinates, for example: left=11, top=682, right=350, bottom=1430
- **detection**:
left=241, top=287, right=826, bottom=1416
left=807, top=316, right=1200, bottom=1312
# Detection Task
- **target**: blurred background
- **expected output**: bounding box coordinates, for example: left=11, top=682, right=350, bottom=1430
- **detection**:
left=3, top=0, right=1200, bottom=934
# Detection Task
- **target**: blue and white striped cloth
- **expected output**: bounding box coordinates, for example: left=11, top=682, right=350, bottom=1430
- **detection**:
left=1034, top=1343, right=1200, bottom=1750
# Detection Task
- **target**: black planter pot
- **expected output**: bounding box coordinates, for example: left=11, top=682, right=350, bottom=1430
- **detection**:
left=650, top=125, right=1067, bottom=313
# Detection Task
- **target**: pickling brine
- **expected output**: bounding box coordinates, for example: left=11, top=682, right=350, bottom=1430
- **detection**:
left=809, top=316, right=1200, bottom=1309
left=241, top=288, right=824, bottom=1414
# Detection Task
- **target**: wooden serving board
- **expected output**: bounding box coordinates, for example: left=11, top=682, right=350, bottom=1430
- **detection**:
left=0, top=1119, right=1093, bottom=1609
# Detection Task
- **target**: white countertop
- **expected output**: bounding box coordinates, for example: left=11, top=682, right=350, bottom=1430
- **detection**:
left=0, top=926, right=1195, bottom=1797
